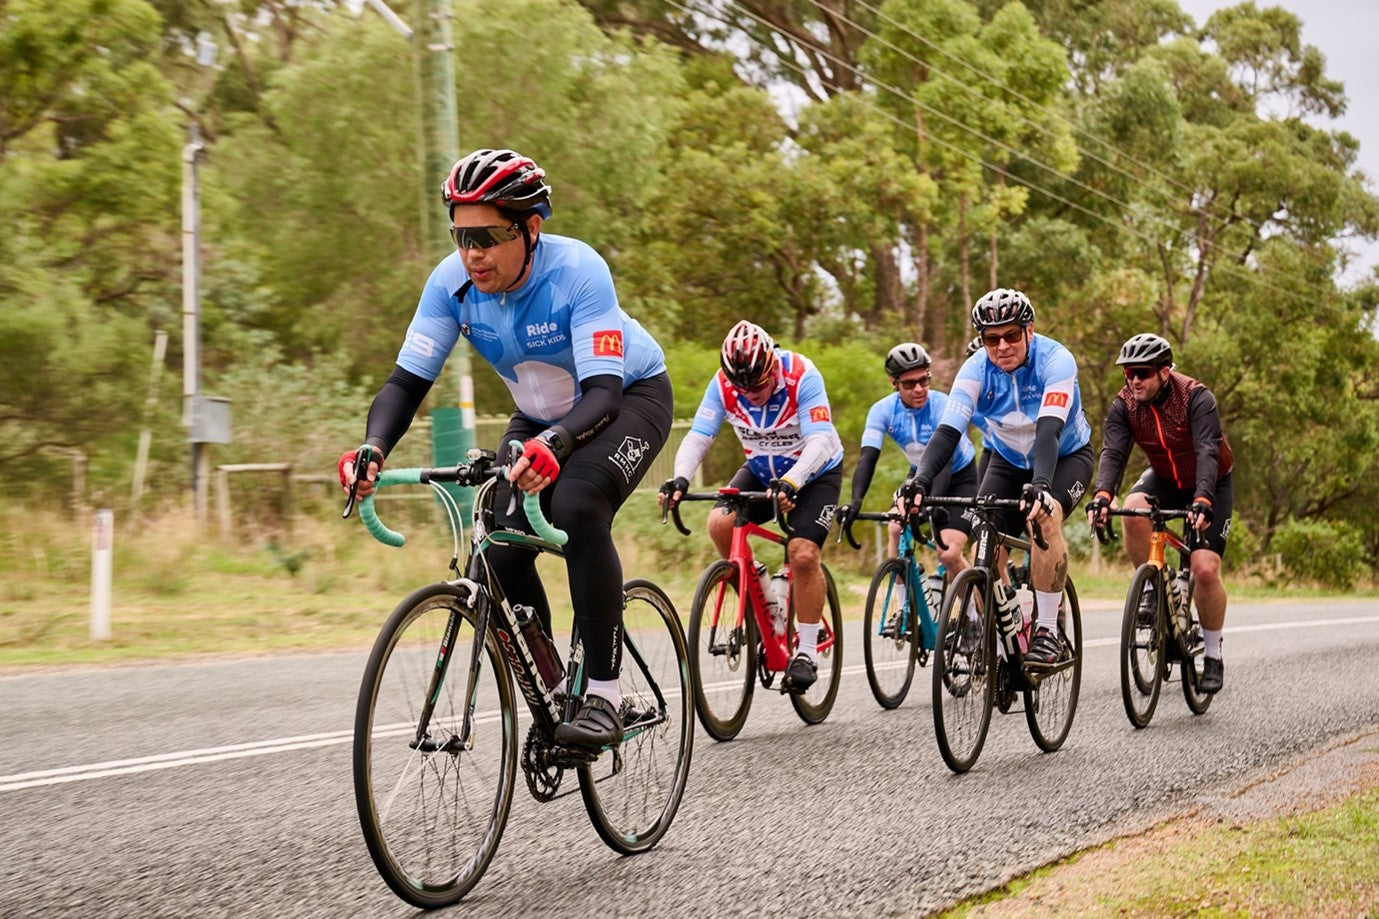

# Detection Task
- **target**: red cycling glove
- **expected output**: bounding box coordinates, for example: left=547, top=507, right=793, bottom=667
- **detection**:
left=521, top=437, right=561, bottom=481
left=338, top=446, right=383, bottom=487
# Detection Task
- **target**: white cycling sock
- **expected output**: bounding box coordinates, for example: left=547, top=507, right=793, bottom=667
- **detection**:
left=1202, top=629, right=1223, bottom=658
left=795, top=621, right=820, bottom=660
left=586, top=677, right=622, bottom=709
left=1035, top=590, right=1062, bottom=632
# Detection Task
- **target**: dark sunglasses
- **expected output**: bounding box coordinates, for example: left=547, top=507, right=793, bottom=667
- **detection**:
left=897, top=375, right=931, bottom=391
left=981, top=327, right=1025, bottom=347
left=1122, top=365, right=1160, bottom=381
left=449, top=222, right=521, bottom=250
left=744, top=375, right=775, bottom=394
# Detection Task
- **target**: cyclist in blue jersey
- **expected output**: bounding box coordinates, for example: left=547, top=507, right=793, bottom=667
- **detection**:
left=658, top=321, right=843, bottom=693
left=836, top=343, right=976, bottom=577
left=339, top=148, right=672, bottom=750
left=904, top=289, right=1094, bottom=668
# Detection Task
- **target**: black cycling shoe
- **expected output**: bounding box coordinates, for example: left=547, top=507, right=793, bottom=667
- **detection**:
left=554, top=695, right=624, bottom=749
left=782, top=653, right=818, bottom=694
left=1024, top=626, right=1068, bottom=668
left=1199, top=656, right=1223, bottom=694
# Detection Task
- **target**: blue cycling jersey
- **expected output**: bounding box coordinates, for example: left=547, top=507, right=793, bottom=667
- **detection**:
left=688, top=350, right=844, bottom=486
left=940, top=333, right=1091, bottom=468
left=861, top=391, right=975, bottom=473
left=395, top=234, right=666, bottom=425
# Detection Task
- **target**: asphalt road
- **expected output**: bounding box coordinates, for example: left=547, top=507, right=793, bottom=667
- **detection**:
left=3, top=597, right=1378, bottom=919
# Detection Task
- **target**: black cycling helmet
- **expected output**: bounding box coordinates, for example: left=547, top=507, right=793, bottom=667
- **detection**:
left=442, top=148, right=552, bottom=219
left=885, top=342, right=931, bottom=378
left=1116, top=333, right=1174, bottom=367
left=971, top=288, right=1035, bottom=330
left=720, top=320, right=779, bottom=390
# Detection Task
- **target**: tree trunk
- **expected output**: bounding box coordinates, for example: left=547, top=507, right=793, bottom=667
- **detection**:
left=870, top=241, right=902, bottom=329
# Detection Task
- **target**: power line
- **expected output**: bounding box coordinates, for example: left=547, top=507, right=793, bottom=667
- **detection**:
left=671, top=0, right=1329, bottom=308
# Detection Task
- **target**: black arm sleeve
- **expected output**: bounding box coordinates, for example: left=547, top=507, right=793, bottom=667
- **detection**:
left=1092, top=397, right=1132, bottom=497
left=554, top=374, right=623, bottom=455
left=1029, top=416, right=1065, bottom=490
left=911, top=425, right=963, bottom=494
left=849, top=446, right=881, bottom=506
left=1188, top=387, right=1226, bottom=500
left=364, top=365, right=434, bottom=457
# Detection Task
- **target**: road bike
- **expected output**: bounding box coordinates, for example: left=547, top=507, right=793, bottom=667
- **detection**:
left=839, top=508, right=947, bottom=709
left=345, top=445, right=693, bottom=908
left=921, top=492, right=1083, bottom=774
left=665, top=487, right=843, bottom=741
left=1094, top=500, right=1214, bottom=728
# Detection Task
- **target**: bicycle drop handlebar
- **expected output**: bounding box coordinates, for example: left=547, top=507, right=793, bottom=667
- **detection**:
left=838, top=507, right=949, bottom=553
left=350, top=441, right=568, bottom=548
left=1091, top=499, right=1200, bottom=551
left=915, top=493, right=1049, bottom=551
left=661, top=484, right=795, bottom=539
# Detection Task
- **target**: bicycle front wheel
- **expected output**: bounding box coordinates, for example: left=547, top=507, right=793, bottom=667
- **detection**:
left=1120, top=565, right=1164, bottom=729
left=579, top=579, right=694, bottom=854
left=353, top=583, right=516, bottom=909
left=687, top=559, right=756, bottom=741
left=789, top=564, right=844, bottom=725
left=1024, top=578, right=1083, bottom=752
left=863, top=557, right=919, bottom=709
left=932, top=568, right=995, bottom=774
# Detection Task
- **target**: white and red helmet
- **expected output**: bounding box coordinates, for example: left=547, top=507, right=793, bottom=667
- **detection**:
left=441, top=148, right=552, bottom=218
left=720, top=320, right=780, bottom=390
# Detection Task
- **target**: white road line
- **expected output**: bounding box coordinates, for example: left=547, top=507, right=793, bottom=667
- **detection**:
left=5, top=614, right=1376, bottom=792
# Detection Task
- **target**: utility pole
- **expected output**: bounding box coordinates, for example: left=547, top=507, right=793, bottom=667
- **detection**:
left=414, top=0, right=475, bottom=515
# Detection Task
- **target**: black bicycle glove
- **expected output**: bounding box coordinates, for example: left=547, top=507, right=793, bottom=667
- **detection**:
left=836, top=503, right=858, bottom=532
left=1188, top=498, right=1213, bottom=529
left=659, top=476, right=689, bottom=509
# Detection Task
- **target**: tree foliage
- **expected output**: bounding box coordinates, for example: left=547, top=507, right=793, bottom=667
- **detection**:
left=4, top=0, right=1379, bottom=574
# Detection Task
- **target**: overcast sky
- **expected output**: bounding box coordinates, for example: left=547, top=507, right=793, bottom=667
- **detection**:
left=1174, top=0, right=1379, bottom=284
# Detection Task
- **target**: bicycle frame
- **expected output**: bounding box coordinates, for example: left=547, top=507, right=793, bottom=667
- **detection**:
left=675, top=488, right=838, bottom=675
left=848, top=510, right=943, bottom=650
left=361, top=455, right=668, bottom=762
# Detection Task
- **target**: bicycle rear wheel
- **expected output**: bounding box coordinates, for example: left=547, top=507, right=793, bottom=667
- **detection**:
left=580, top=579, right=694, bottom=854
left=789, top=564, right=844, bottom=724
left=353, top=583, right=516, bottom=909
left=1178, top=586, right=1215, bottom=715
left=687, top=559, right=756, bottom=741
left=1023, top=578, right=1083, bottom=752
left=932, top=568, right=995, bottom=774
left=1120, top=565, right=1164, bottom=729
left=863, top=557, right=919, bottom=709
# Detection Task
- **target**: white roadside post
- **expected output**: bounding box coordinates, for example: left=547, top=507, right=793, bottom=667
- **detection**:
left=91, top=509, right=114, bottom=641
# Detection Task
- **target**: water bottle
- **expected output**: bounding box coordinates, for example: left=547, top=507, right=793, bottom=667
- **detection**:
left=1013, top=584, right=1035, bottom=653
left=1171, top=570, right=1192, bottom=633
left=770, top=571, right=791, bottom=635
left=514, top=604, right=564, bottom=690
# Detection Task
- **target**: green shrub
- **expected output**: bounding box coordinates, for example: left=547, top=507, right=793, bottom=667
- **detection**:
left=1268, top=517, right=1366, bottom=590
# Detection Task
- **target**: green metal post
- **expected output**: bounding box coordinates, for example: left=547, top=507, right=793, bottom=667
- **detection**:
left=415, top=0, right=475, bottom=519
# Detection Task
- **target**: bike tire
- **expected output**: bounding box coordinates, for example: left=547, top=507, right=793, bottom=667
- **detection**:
left=1024, top=578, right=1083, bottom=752
left=789, top=564, right=844, bottom=725
left=1120, top=565, right=1164, bottom=729
left=863, top=557, right=919, bottom=709
left=353, top=583, right=516, bottom=909
left=579, top=579, right=695, bottom=854
left=931, top=568, right=995, bottom=774
left=1178, top=578, right=1215, bottom=715
left=687, top=559, right=756, bottom=741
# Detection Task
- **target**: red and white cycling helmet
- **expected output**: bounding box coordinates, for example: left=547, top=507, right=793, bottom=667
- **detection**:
left=441, top=149, right=552, bottom=218
left=720, top=320, right=779, bottom=390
